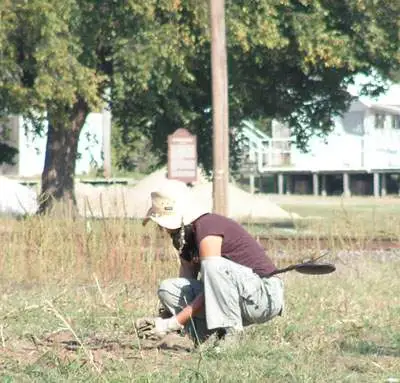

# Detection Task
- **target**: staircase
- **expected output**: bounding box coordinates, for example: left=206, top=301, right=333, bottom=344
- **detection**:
left=239, top=120, right=292, bottom=173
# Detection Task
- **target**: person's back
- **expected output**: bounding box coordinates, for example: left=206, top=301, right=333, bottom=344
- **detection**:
left=193, top=213, right=277, bottom=277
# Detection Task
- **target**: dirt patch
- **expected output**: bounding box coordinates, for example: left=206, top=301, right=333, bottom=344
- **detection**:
left=0, top=329, right=194, bottom=372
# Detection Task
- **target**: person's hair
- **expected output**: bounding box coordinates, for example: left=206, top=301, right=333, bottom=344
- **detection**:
left=170, top=223, right=198, bottom=262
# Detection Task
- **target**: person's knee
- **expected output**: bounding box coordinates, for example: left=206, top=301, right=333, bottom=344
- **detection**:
left=157, top=278, right=177, bottom=305
left=158, top=277, right=203, bottom=312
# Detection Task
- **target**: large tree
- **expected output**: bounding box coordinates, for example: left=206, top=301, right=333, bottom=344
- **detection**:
left=114, top=0, right=399, bottom=170
left=0, top=0, right=399, bottom=211
left=0, top=0, right=190, bottom=213
left=1, top=0, right=102, bottom=213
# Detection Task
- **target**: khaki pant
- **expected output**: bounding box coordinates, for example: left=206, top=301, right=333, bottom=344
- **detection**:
left=158, top=256, right=284, bottom=342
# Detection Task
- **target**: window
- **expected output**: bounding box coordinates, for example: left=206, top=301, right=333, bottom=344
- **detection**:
left=374, top=113, right=385, bottom=129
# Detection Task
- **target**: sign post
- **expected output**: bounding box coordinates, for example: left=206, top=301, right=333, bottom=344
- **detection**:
left=167, top=128, right=197, bottom=184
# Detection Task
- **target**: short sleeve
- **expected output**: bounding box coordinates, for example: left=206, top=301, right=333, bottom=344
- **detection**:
left=194, top=214, right=225, bottom=248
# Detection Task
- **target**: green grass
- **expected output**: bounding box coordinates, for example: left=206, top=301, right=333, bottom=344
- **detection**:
left=1, top=256, right=399, bottom=382
left=240, top=196, right=400, bottom=240
left=1, top=202, right=400, bottom=382
left=280, top=201, right=400, bottom=220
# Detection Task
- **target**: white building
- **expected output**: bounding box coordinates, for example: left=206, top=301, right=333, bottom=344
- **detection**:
left=242, top=84, right=400, bottom=197
left=0, top=111, right=109, bottom=178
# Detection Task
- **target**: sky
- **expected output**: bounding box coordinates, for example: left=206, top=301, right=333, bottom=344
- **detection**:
left=347, top=73, right=400, bottom=106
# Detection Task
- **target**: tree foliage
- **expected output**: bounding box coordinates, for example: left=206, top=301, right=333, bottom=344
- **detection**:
left=0, top=143, right=18, bottom=166
left=111, top=123, right=159, bottom=175
left=0, top=0, right=399, bottom=207
left=0, top=1, right=177, bottom=211
left=112, top=0, right=399, bottom=169
left=0, top=117, right=18, bottom=165
left=0, top=0, right=102, bottom=118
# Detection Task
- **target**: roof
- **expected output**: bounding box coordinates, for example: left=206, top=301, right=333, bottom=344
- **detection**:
left=368, top=103, right=400, bottom=115
left=348, top=98, right=400, bottom=116
left=349, top=82, right=400, bottom=115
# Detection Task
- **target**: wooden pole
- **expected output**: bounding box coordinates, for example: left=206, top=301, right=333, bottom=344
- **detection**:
left=210, top=0, right=229, bottom=215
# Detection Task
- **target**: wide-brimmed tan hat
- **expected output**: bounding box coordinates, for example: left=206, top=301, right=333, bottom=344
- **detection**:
left=144, top=179, right=209, bottom=229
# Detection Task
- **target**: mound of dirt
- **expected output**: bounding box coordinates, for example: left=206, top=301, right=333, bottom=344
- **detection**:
left=76, top=167, right=201, bottom=218
left=191, top=183, right=298, bottom=221
left=75, top=167, right=298, bottom=221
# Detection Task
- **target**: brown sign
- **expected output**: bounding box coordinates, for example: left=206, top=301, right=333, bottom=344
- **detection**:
left=168, top=128, right=197, bottom=183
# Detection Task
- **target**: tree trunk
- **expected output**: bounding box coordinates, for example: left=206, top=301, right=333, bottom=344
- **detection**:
left=39, top=98, right=89, bottom=216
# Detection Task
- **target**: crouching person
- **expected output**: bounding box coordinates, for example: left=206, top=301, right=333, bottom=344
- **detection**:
left=135, top=180, right=284, bottom=346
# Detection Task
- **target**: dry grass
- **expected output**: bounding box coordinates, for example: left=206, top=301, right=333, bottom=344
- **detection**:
left=0, top=198, right=400, bottom=382
left=0, top=217, right=178, bottom=286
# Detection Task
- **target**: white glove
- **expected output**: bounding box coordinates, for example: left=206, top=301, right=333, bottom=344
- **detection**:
left=154, top=316, right=183, bottom=333
left=135, top=316, right=183, bottom=339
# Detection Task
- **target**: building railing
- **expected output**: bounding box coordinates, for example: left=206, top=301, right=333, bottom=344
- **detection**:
left=257, top=138, right=292, bottom=171
left=241, top=133, right=400, bottom=174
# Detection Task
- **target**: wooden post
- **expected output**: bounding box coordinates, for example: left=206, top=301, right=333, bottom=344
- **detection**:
left=343, top=172, right=351, bottom=197
left=321, top=174, right=327, bottom=196
left=373, top=172, right=380, bottom=197
left=381, top=173, right=387, bottom=197
left=278, top=173, right=284, bottom=195
left=258, top=175, right=263, bottom=193
left=211, top=0, right=229, bottom=215
left=286, top=174, right=292, bottom=195
left=398, top=174, right=400, bottom=196
left=312, top=173, right=319, bottom=196
left=249, top=175, right=255, bottom=194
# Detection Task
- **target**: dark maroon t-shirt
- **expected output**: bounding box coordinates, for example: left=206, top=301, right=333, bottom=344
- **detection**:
left=193, top=213, right=277, bottom=277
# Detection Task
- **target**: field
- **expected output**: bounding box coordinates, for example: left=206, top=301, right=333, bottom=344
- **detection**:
left=1, top=196, right=400, bottom=382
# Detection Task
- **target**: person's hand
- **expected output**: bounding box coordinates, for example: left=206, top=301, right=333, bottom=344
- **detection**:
left=135, top=316, right=183, bottom=339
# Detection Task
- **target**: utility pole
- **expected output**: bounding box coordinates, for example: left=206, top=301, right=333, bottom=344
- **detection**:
left=210, top=0, right=229, bottom=215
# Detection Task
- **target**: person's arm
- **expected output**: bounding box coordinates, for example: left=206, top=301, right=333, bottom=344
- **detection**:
left=175, top=235, right=223, bottom=326
left=198, top=235, right=222, bottom=260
